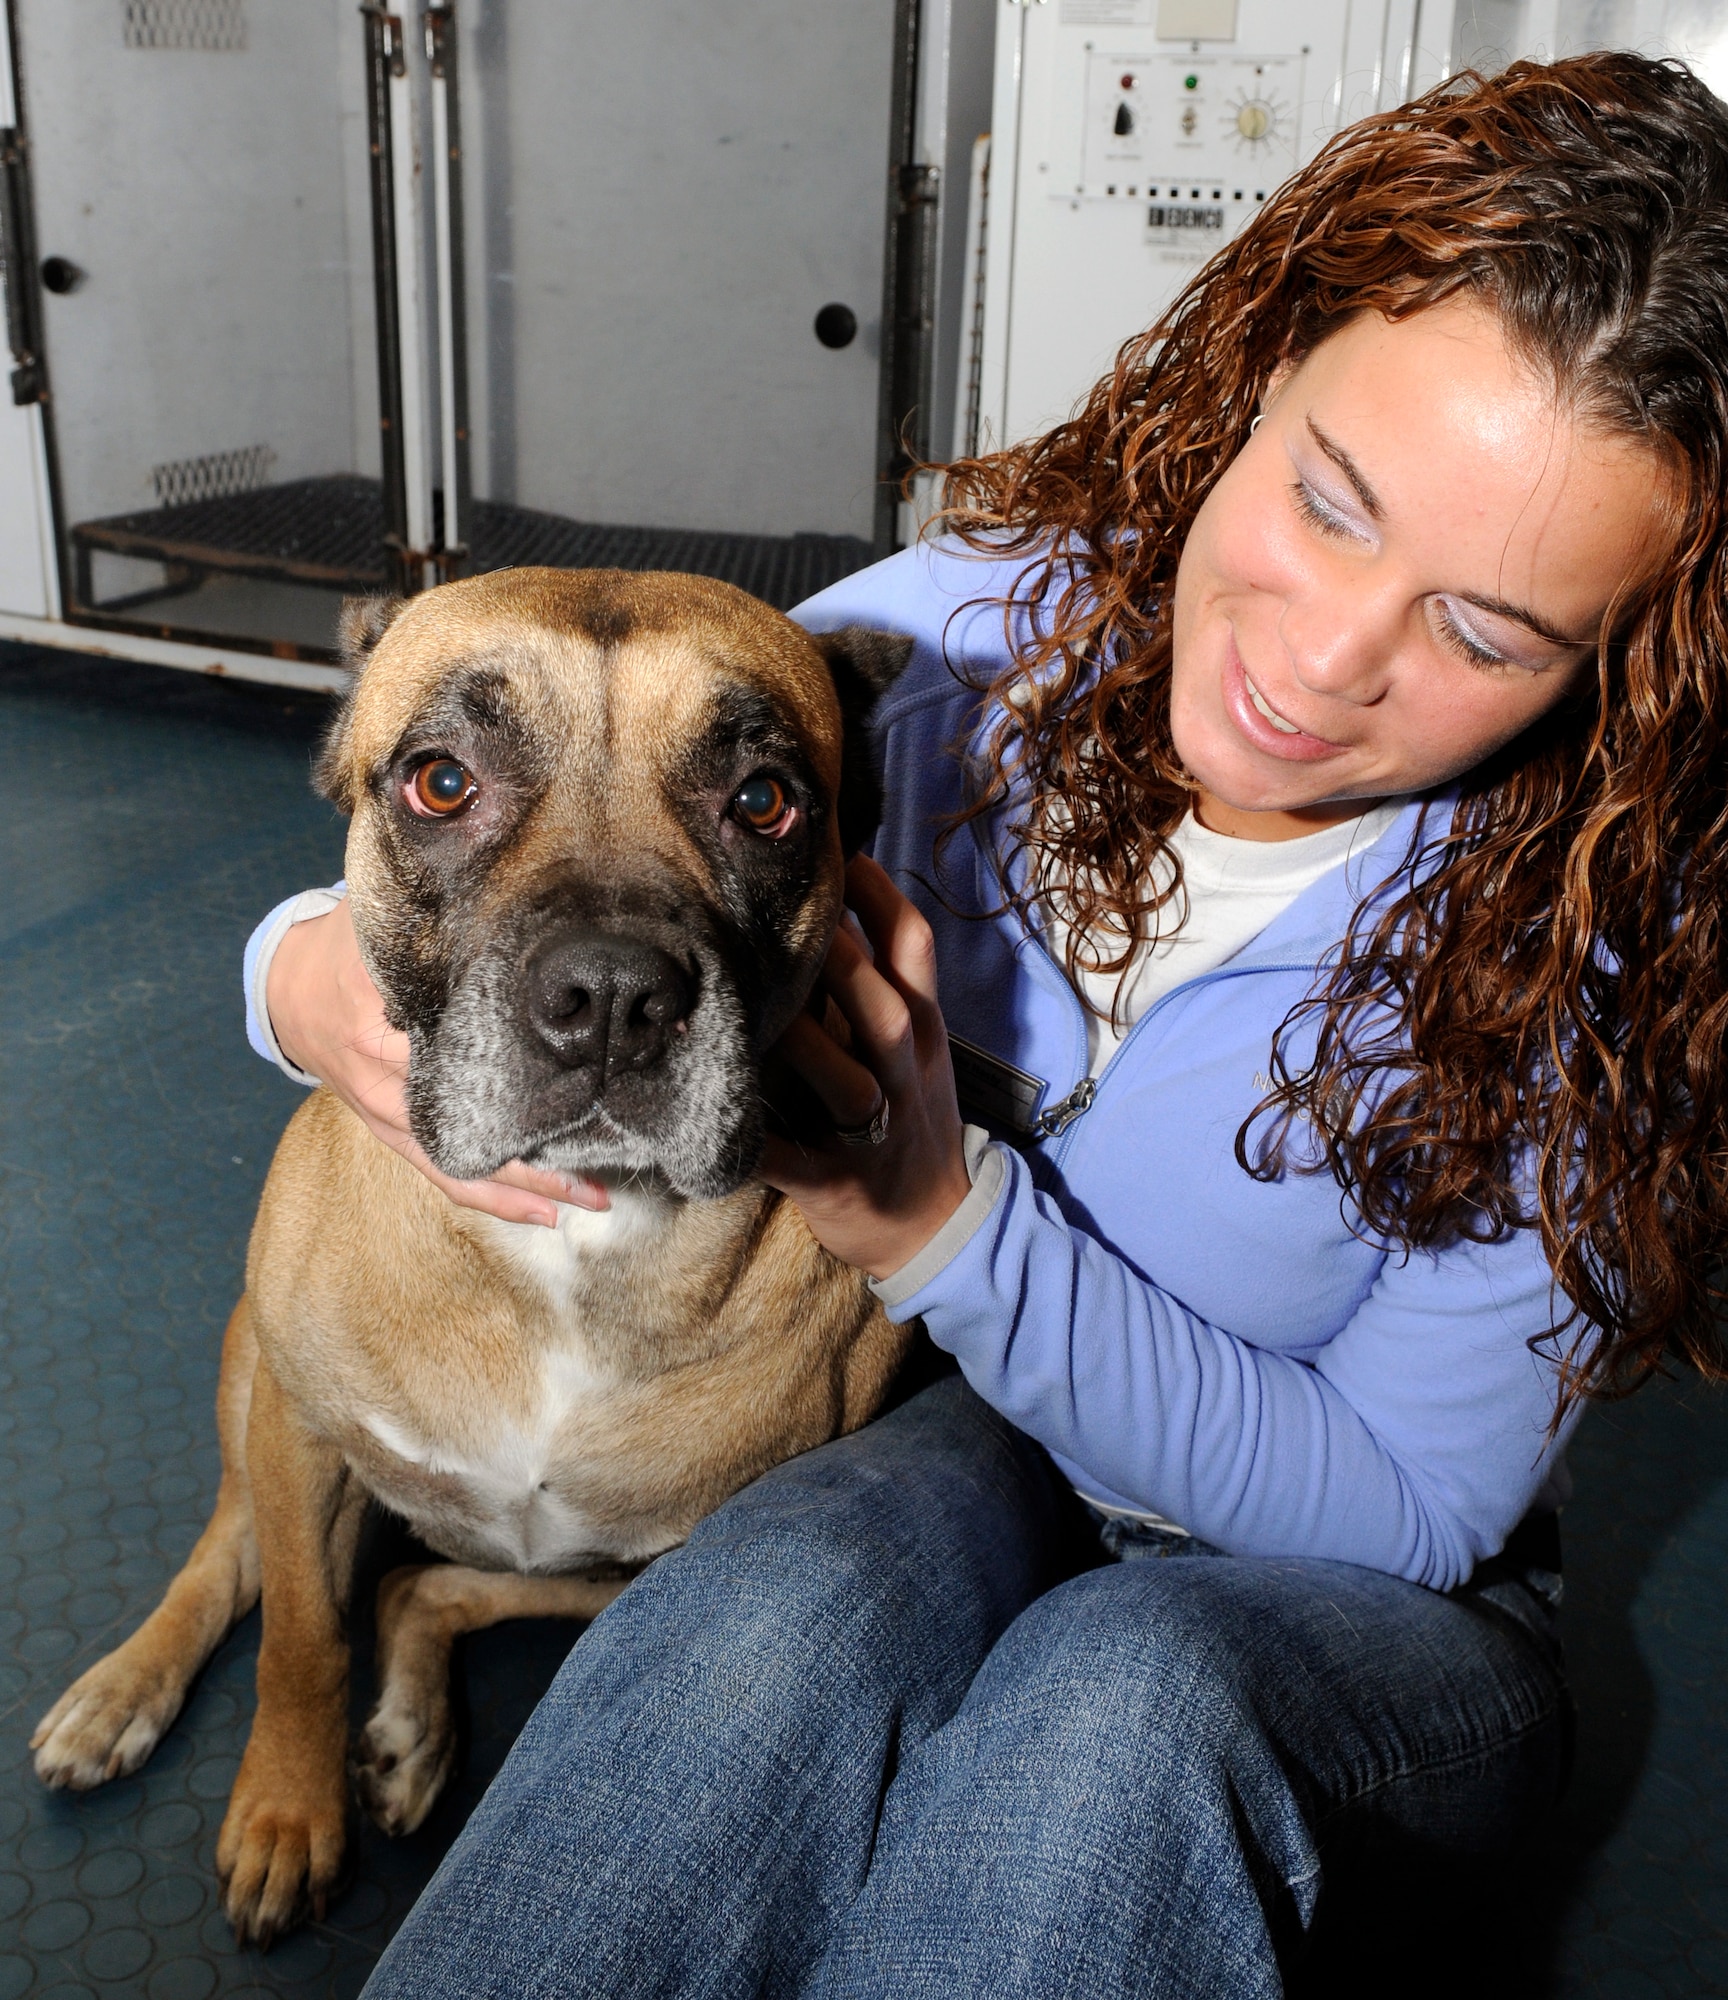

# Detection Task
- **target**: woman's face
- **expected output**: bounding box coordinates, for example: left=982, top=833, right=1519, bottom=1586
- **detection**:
left=1169, top=298, right=1665, bottom=838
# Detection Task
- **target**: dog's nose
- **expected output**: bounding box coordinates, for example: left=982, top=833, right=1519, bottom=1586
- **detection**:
left=527, top=935, right=693, bottom=1076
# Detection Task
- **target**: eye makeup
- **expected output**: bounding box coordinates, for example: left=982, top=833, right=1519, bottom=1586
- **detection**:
left=1287, top=451, right=1575, bottom=673
left=1290, top=474, right=1373, bottom=545
left=1432, top=598, right=1516, bottom=670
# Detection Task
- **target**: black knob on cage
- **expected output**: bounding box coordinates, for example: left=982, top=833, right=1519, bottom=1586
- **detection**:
left=813, top=302, right=857, bottom=350
left=40, top=257, right=84, bottom=295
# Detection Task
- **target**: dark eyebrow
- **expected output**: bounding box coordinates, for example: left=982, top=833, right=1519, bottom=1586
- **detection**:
left=392, top=664, right=523, bottom=751
left=1306, top=419, right=1592, bottom=649
left=1307, top=419, right=1383, bottom=519
left=1454, top=590, right=1588, bottom=650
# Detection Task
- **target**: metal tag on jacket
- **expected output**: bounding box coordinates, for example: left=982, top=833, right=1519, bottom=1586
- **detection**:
left=948, top=1033, right=1048, bottom=1135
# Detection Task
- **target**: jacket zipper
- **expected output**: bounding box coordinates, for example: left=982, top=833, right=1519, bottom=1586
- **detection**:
left=971, top=800, right=1350, bottom=1176
left=1025, top=950, right=1312, bottom=1181
left=1031, top=1074, right=1096, bottom=1138
left=972, top=791, right=1423, bottom=1181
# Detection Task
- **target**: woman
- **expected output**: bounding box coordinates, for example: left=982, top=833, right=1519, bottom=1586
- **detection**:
left=253, top=51, right=1728, bottom=1996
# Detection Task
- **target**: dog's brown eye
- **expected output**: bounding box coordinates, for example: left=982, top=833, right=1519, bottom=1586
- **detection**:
left=732, top=775, right=794, bottom=837
left=408, top=757, right=476, bottom=817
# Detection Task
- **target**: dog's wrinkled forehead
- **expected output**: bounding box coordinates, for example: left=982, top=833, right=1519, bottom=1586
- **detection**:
left=327, top=568, right=844, bottom=831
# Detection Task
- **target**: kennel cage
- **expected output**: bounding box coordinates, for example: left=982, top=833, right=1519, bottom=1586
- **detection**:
left=2, top=2, right=1723, bottom=693
left=0, top=0, right=995, bottom=686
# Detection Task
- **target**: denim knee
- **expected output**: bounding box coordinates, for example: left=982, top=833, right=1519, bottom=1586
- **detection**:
left=976, top=1558, right=1299, bottom=1749
left=799, top=1551, right=1573, bottom=2000
left=583, top=1374, right=1074, bottom=1723
left=972, top=1562, right=1323, bottom=1889
left=796, top=1563, right=1320, bottom=1999
left=956, top=1552, right=1566, bottom=1879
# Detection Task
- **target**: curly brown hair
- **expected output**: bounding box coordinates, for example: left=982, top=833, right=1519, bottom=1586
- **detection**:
left=934, top=49, right=1728, bottom=1412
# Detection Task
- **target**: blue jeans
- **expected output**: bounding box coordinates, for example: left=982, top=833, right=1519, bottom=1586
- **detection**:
left=362, top=1371, right=1569, bottom=1998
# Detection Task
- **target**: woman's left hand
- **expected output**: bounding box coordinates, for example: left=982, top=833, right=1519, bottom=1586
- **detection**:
left=757, top=855, right=973, bottom=1283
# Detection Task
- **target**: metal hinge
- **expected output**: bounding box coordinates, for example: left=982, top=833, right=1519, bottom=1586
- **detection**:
left=423, top=3, right=452, bottom=74
left=361, top=4, right=407, bottom=78
left=0, top=130, right=46, bottom=406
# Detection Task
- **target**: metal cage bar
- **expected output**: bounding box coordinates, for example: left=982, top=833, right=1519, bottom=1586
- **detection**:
left=361, top=3, right=413, bottom=592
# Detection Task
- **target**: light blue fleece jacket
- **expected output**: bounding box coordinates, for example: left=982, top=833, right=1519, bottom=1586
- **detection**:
left=244, top=539, right=1578, bottom=1592
left=795, top=541, right=1578, bottom=1592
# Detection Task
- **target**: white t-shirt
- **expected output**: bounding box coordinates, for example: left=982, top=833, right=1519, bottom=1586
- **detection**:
left=1044, top=801, right=1406, bottom=1075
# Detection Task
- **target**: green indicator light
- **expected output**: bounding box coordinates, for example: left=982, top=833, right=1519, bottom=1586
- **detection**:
left=1184, top=73, right=1199, bottom=89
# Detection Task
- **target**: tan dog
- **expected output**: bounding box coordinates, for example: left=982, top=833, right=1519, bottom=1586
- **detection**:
left=31, top=568, right=914, bottom=1945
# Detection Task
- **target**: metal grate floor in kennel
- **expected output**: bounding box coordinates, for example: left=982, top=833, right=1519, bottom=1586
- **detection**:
left=0, top=643, right=1725, bottom=1999
left=69, top=475, right=876, bottom=626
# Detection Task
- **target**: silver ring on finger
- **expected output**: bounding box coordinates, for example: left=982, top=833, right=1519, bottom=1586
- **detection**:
left=834, top=1095, right=891, bottom=1148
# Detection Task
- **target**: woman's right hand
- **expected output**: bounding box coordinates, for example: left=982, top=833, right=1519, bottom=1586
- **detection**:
left=266, top=898, right=605, bottom=1228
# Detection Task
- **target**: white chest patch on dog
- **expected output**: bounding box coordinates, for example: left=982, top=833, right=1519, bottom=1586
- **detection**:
left=359, top=1343, right=652, bottom=1569
left=355, top=1195, right=686, bottom=1569
left=470, top=1180, right=682, bottom=1310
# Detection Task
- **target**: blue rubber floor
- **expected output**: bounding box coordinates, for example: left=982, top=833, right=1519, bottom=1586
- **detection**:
left=0, top=640, right=1725, bottom=1996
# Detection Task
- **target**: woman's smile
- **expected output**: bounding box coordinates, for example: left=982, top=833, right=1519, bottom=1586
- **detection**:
left=1222, top=636, right=1345, bottom=761
left=1242, top=670, right=1298, bottom=736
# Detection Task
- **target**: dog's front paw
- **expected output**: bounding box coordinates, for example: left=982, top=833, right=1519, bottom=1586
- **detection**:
left=352, top=1688, right=457, bottom=1837
left=31, top=1650, right=185, bottom=1790
left=216, top=1747, right=348, bottom=1948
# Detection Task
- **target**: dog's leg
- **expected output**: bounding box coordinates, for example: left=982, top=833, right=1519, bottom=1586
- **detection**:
left=353, top=1564, right=631, bottom=1836
left=215, top=1353, right=367, bottom=1949
left=32, top=1297, right=264, bottom=1789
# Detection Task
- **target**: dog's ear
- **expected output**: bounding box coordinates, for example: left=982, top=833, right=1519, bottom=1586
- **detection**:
left=315, top=596, right=408, bottom=813
left=312, top=685, right=361, bottom=814
left=812, top=625, right=914, bottom=856
left=338, top=593, right=405, bottom=670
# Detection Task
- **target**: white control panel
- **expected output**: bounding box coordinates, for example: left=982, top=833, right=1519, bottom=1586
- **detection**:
left=1082, top=49, right=1299, bottom=197
left=1083, top=47, right=1302, bottom=265
left=975, top=0, right=1444, bottom=449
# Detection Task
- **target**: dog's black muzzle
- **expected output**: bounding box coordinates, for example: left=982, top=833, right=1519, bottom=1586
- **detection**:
left=526, top=929, right=696, bottom=1081
left=404, top=878, right=765, bottom=1197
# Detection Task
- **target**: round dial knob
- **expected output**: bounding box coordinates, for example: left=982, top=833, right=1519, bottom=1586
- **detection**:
left=1235, top=100, right=1272, bottom=141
